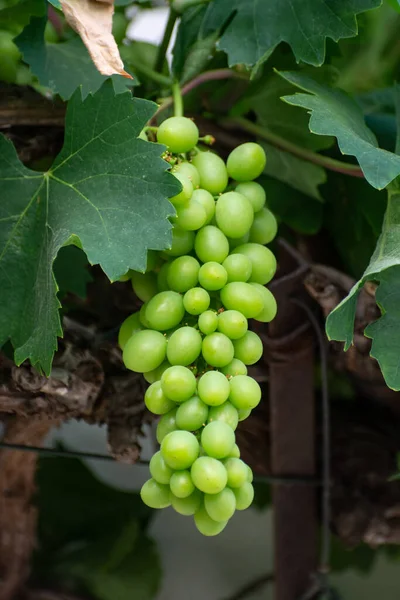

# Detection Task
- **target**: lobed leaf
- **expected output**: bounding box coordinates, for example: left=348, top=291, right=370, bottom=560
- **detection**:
left=0, top=81, right=179, bottom=374
left=280, top=71, right=400, bottom=190
left=16, top=15, right=136, bottom=100
left=200, top=0, right=381, bottom=69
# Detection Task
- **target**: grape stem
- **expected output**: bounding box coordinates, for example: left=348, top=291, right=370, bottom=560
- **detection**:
left=172, top=81, right=184, bottom=117
left=131, top=62, right=173, bottom=87
left=155, top=7, right=179, bottom=73
left=224, top=117, right=365, bottom=179
left=152, top=69, right=247, bottom=122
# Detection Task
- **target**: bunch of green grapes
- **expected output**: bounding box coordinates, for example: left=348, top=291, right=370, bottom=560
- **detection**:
left=118, top=116, right=278, bottom=536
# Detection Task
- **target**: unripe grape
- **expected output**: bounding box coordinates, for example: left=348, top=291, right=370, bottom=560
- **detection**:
left=220, top=282, right=264, bottom=318
left=250, top=283, right=278, bottom=323
left=170, top=172, right=193, bottom=206
left=217, top=310, right=248, bottom=340
left=174, top=161, right=200, bottom=188
left=223, top=457, right=248, bottom=488
left=171, top=489, right=202, bottom=515
left=170, top=470, right=195, bottom=498
left=201, top=421, right=235, bottom=459
left=215, top=191, right=254, bottom=238
left=161, top=430, right=200, bottom=470
left=202, top=332, right=234, bottom=368
left=222, top=254, right=252, bottom=283
left=150, top=451, right=174, bottom=484
left=198, top=261, right=228, bottom=291
left=118, top=311, right=142, bottom=350
left=194, top=506, right=228, bottom=536
left=198, top=310, right=218, bottom=335
left=195, top=225, right=229, bottom=264
left=191, top=456, right=228, bottom=494
left=176, top=395, right=209, bottom=430
left=232, top=243, right=277, bottom=285
left=167, top=255, right=200, bottom=292
left=144, top=360, right=171, bottom=384
left=167, top=326, right=202, bottom=366
left=140, top=478, right=171, bottom=509
left=227, top=143, right=266, bottom=181
left=197, top=370, right=230, bottom=406
left=175, top=199, right=207, bottom=231
left=157, top=116, right=199, bottom=153
left=123, top=329, right=167, bottom=373
left=233, top=331, right=263, bottom=365
left=208, top=402, right=239, bottom=430
left=145, top=290, right=185, bottom=331
left=205, top=488, right=236, bottom=521
left=229, top=375, right=261, bottom=410
left=131, top=271, right=158, bottom=302
left=220, top=358, right=248, bottom=377
left=156, top=408, right=178, bottom=443
left=145, top=381, right=176, bottom=414
left=183, top=287, right=210, bottom=315
left=249, top=207, right=278, bottom=245
left=235, top=181, right=266, bottom=213
left=164, top=227, right=195, bottom=257
left=192, top=188, right=215, bottom=224
left=157, top=261, right=170, bottom=292
left=161, top=365, right=197, bottom=402
left=233, top=482, right=254, bottom=510
left=192, top=151, right=228, bottom=195
left=238, top=408, right=251, bottom=421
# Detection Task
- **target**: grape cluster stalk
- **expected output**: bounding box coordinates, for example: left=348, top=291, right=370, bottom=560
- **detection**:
left=118, top=116, right=278, bottom=536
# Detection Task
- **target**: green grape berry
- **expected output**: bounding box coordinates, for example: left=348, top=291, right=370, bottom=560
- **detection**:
left=217, top=309, right=248, bottom=340
left=202, top=332, right=235, bottom=368
left=197, top=370, right=230, bottom=406
left=167, top=255, right=200, bottom=292
left=215, top=191, right=254, bottom=239
left=229, top=375, right=261, bottom=410
left=171, top=489, right=202, bottom=515
left=227, top=143, right=266, bottom=182
left=149, top=451, right=174, bottom=484
left=118, top=311, right=142, bottom=350
left=194, top=506, right=228, bottom=536
left=161, top=430, right=200, bottom=470
left=170, top=172, right=193, bottom=206
left=174, top=161, right=200, bottom=188
left=176, top=395, right=209, bottom=430
left=233, top=331, right=263, bottom=365
left=208, top=402, right=239, bottom=430
left=167, top=326, right=202, bottom=366
left=233, top=482, right=254, bottom=510
left=157, top=116, right=199, bottom=153
left=140, top=478, right=171, bottom=509
left=222, top=254, right=252, bottom=283
left=170, top=470, right=195, bottom=498
left=145, top=290, right=185, bottom=331
left=201, top=421, right=235, bottom=459
left=205, top=488, right=236, bottom=521
left=192, top=188, right=215, bottom=224
left=235, top=181, right=266, bottom=213
left=195, top=226, right=229, bottom=264
left=183, top=287, right=210, bottom=315
left=220, top=358, right=248, bottom=377
left=198, top=310, right=218, bottom=335
left=248, top=207, right=278, bottom=245
left=161, top=365, right=197, bottom=403
left=192, top=151, right=228, bottom=195
left=191, top=456, right=228, bottom=494
left=156, top=408, right=178, bottom=443
left=145, top=381, right=176, bottom=415
left=131, top=271, right=158, bottom=302
left=123, top=329, right=167, bottom=373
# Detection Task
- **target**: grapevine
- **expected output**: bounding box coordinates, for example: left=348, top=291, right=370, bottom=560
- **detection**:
left=118, top=111, right=278, bottom=536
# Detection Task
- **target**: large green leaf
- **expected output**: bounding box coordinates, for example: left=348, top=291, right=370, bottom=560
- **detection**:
left=16, top=16, right=136, bottom=100
left=280, top=71, right=400, bottom=190
left=0, top=0, right=44, bottom=30
left=0, top=81, right=179, bottom=374
left=200, top=0, right=381, bottom=69
left=326, top=189, right=400, bottom=389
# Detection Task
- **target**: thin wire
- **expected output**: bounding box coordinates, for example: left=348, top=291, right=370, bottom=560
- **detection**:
left=0, top=441, right=150, bottom=465
left=291, top=298, right=331, bottom=579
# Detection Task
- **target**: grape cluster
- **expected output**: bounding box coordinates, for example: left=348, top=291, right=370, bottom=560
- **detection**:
left=118, top=116, right=278, bottom=536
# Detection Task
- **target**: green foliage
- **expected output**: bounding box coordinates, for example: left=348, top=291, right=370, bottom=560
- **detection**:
left=0, top=81, right=179, bottom=374
left=327, top=189, right=400, bottom=389
left=34, top=457, right=160, bottom=600
left=200, top=0, right=381, bottom=69
left=53, top=245, right=92, bottom=299
left=16, top=16, right=136, bottom=100
left=281, top=71, right=400, bottom=190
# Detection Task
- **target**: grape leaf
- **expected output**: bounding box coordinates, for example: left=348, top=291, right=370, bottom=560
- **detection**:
left=280, top=70, right=400, bottom=190
left=0, top=0, right=44, bottom=29
left=172, top=4, right=209, bottom=79
left=326, top=189, right=400, bottom=389
left=200, top=0, right=381, bottom=69
left=16, top=15, right=136, bottom=100
left=262, top=142, right=326, bottom=201
left=0, top=81, right=179, bottom=375
left=47, top=0, right=61, bottom=7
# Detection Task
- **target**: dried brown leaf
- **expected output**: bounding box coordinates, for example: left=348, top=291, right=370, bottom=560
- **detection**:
left=60, top=0, right=132, bottom=79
